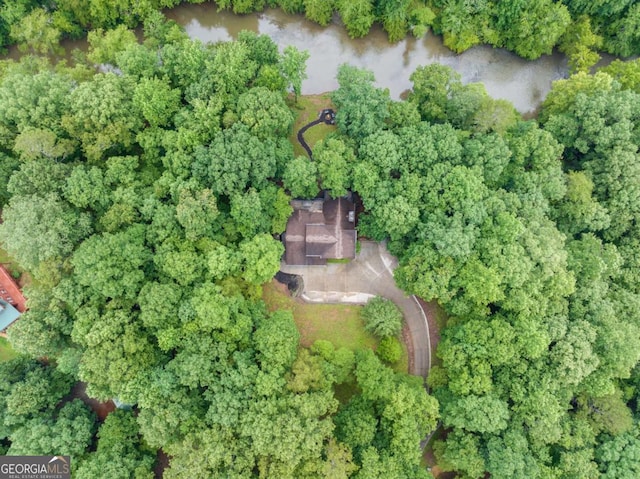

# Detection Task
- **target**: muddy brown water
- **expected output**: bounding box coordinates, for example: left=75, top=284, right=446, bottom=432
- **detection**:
left=5, top=4, right=574, bottom=115
left=166, top=5, right=571, bottom=115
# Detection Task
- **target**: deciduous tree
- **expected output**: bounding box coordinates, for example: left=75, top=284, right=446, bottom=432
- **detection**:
left=279, top=45, right=309, bottom=103
left=71, top=225, right=151, bottom=300
left=0, top=193, right=92, bottom=271
left=314, top=137, right=353, bottom=197
left=361, top=296, right=403, bottom=338
left=332, top=65, right=390, bottom=142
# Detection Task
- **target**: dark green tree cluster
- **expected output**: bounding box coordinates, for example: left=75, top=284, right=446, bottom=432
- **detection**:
left=432, top=0, right=639, bottom=62
left=361, top=296, right=405, bottom=365
left=216, top=1, right=640, bottom=60
left=540, top=65, right=640, bottom=479
left=0, top=358, right=99, bottom=465
left=0, top=0, right=432, bottom=53
left=4, top=1, right=638, bottom=63
left=562, top=0, right=640, bottom=57
left=325, top=61, right=640, bottom=478
left=0, top=0, right=182, bottom=53
left=75, top=410, right=159, bottom=479
left=214, top=0, right=436, bottom=42
left=0, top=19, right=438, bottom=477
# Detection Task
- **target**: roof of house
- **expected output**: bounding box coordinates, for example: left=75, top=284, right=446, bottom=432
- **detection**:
left=284, top=197, right=357, bottom=265
left=0, top=265, right=26, bottom=313
left=0, top=299, right=21, bottom=331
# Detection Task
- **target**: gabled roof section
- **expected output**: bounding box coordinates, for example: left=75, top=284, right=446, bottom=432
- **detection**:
left=284, top=197, right=357, bottom=265
left=305, top=224, right=338, bottom=258
left=0, top=265, right=26, bottom=313
left=0, top=299, right=21, bottom=331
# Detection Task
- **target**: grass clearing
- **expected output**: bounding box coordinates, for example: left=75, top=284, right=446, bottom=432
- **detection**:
left=289, top=93, right=337, bottom=157
left=263, top=280, right=376, bottom=351
left=326, top=258, right=351, bottom=264
left=262, top=280, right=409, bottom=374
left=394, top=339, right=409, bottom=374
left=420, top=298, right=449, bottom=368
left=0, top=337, right=18, bottom=362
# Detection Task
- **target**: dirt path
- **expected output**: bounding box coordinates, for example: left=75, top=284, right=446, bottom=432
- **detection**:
left=65, top=382, right=116, bottom=421
left=418, top=297, right=443, bottom=370
left=281, top=241, right=431, bottom=379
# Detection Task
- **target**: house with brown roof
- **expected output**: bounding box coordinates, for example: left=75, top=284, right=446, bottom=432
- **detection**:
left=283, top=196, right=357, bottom=266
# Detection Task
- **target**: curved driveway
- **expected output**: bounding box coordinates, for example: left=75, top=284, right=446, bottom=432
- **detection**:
left=280, top=241, right=431, bottom=379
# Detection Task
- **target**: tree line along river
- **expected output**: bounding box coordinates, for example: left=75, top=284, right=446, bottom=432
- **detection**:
left=165, top=4, right=573, bottom=115
left=7, top=3, right=599, bottom=115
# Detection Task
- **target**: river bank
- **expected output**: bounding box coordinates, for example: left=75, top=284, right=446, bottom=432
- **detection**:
left=167, top=5, right=569, bottom=115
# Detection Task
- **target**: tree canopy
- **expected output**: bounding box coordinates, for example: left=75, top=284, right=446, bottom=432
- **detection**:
left=325, top=62, right=640, bottom=478
left=0, top=21, right=440, bottom=478
left=1, top=6, right=640, bottom=479
left=1, top=0, right=637, bottom=68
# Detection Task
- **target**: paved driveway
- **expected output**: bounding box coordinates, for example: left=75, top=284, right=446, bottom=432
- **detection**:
left=280, top=241, right=431, bottom=378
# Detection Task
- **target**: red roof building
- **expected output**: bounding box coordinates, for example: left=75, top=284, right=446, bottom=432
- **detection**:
left=0, top=265, right=26, bottom=313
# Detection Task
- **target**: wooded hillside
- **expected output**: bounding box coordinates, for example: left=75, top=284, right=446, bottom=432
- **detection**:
left=1, top=7, right=640, bottom=479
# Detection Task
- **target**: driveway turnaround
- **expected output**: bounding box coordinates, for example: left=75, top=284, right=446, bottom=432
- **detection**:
left=280, top=241, right=431, bottom=378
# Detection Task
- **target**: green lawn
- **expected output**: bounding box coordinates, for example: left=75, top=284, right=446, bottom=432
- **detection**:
left=263, top=280, right=375, bottom=351
left=326, top=258, right=351, bottom=264
left=289, top=93, right=337, bottom=157
left=420, top=299, right=449, bottom=368
left=0, top=337, right=18, bottom=362
left=262, top=281, right=409, bottom=374
left=394, top=335, right=410, bottom=374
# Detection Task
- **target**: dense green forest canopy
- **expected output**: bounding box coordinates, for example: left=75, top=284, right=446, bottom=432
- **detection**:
left=1, top=6, right=640, bottom=479
left=1, top=0, right=639, bottom=65
left=324, top=59, right=640, bottom=478
left=0, top=17, right=440, bottom=478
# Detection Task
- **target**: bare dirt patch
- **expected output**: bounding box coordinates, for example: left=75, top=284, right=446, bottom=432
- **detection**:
left=418, top=297, right=446, bottom=367
left=402, top=323, right=415, bottom=375
left=66, top=382, right=116, bottom=421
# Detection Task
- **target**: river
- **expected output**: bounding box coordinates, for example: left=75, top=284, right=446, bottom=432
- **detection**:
left=166, top=4, right=570, bottom=115
left=5, top=3, right=571, bottom=115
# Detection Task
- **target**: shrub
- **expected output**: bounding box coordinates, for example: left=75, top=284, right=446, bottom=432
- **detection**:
left=377, top=336, right=402, bottom=364
left=361, top=296, right=403, bottom=338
